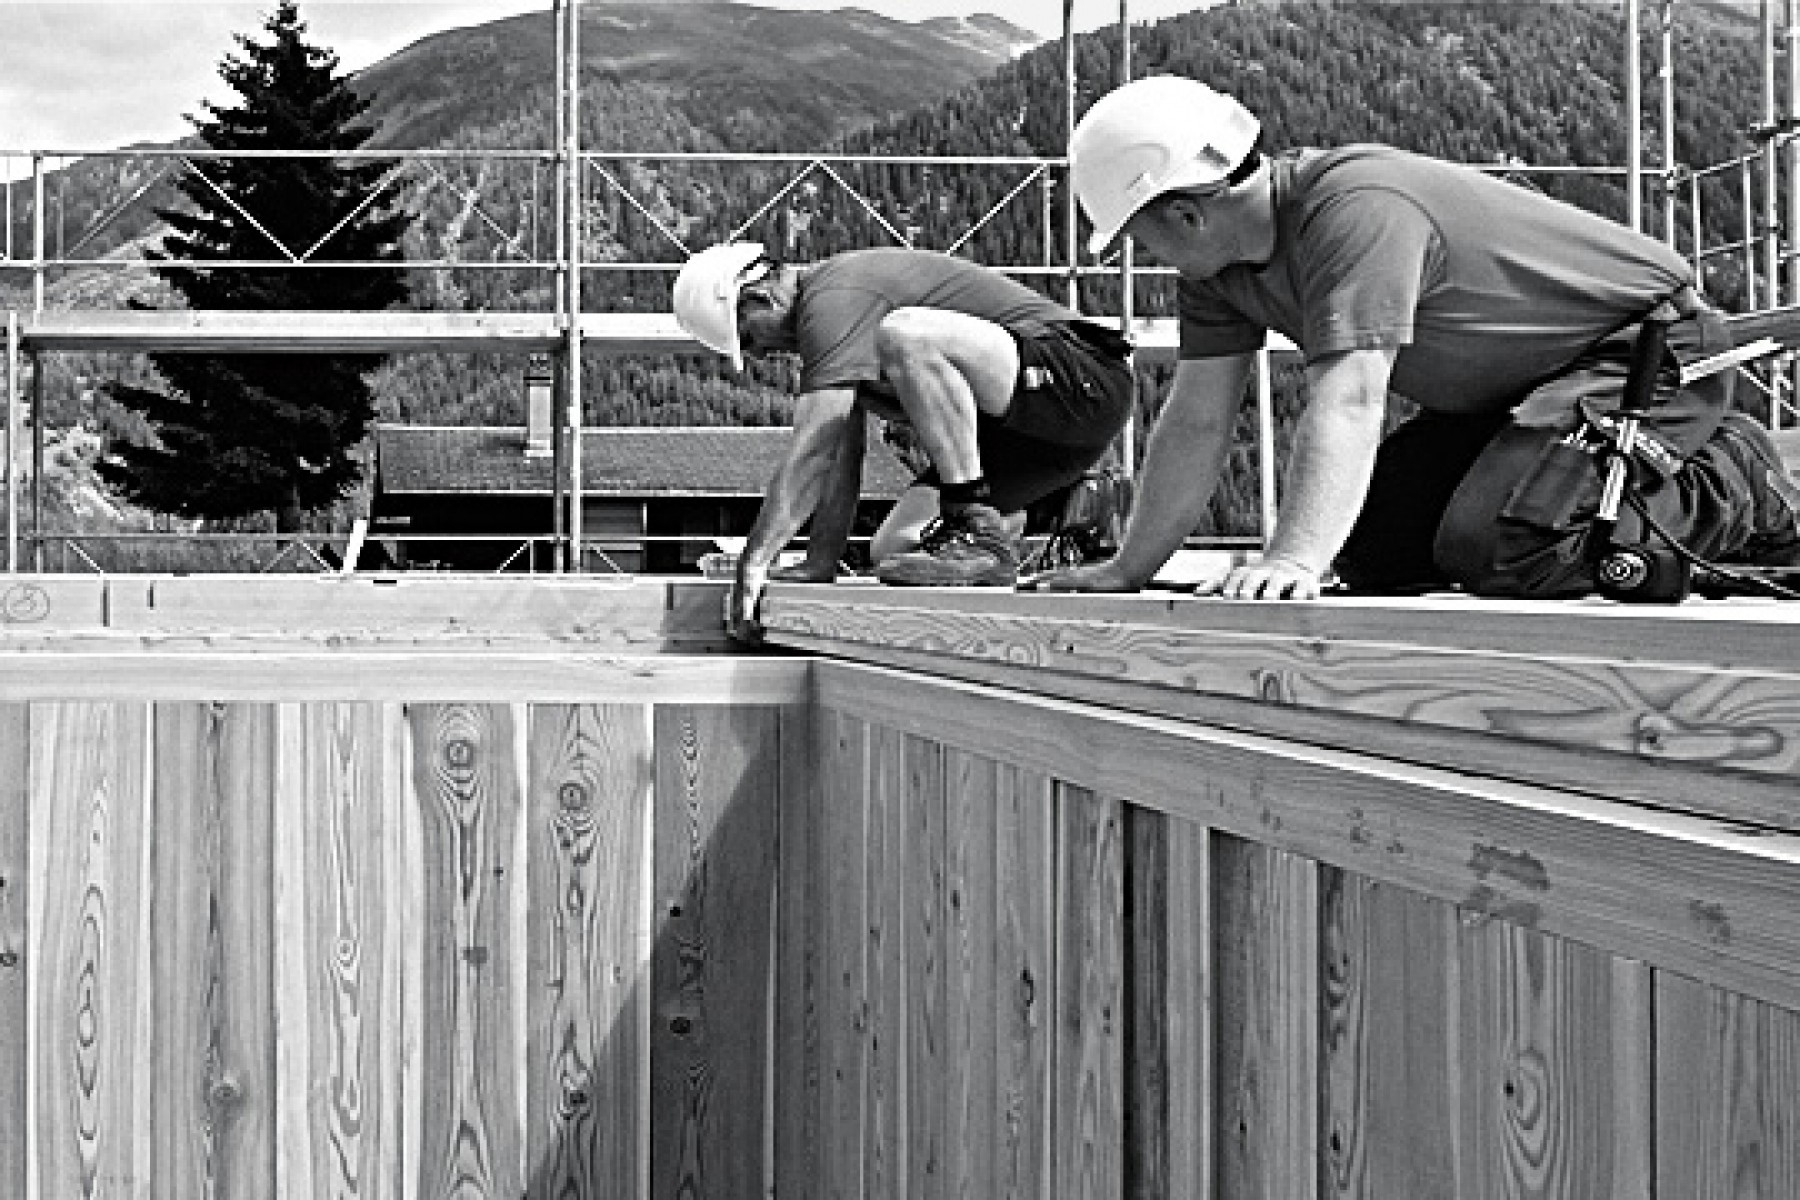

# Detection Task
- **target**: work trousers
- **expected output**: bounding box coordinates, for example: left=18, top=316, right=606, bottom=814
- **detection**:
left=1335, top=309, right=1788, bottom=597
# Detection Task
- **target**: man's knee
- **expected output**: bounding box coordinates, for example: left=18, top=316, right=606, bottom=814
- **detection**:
left=873, top=309, right=941, bottom=379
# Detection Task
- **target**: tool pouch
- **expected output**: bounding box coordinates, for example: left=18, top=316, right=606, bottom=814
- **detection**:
left=1434, top=306, right=1731, bottom=594
left=1497, top=436, right=1598, bottom=530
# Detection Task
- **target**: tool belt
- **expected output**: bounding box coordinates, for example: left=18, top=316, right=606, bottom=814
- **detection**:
left=1434, top=295, right=1733, bottom=594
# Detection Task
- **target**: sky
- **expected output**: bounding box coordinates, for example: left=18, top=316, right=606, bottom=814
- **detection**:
left=1, top=0, right=1217, bottom=175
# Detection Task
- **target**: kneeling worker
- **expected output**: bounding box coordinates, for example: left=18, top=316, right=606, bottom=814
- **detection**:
left=1031, top=75, right=1800, bottom=602
left=673, top=242, right=1134, bottom=640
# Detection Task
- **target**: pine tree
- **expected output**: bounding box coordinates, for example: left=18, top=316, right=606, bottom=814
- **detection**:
left=102, top=1, right=411, bottom=531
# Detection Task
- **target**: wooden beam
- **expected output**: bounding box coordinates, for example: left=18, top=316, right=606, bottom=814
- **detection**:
left=17, top=310, right=699, bottom=356
left=0, top=653, right=806, bottom=704
left=760, top=585, right=1800, bottom=830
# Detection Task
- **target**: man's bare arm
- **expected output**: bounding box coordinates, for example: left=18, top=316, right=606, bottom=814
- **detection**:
left=1218, top=346, right=1394, bottom=600
left=729, top=387, right=860, bottom=639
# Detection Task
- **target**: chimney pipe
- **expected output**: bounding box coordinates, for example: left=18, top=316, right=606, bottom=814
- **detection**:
left=524, top=354, right=553, bottom=457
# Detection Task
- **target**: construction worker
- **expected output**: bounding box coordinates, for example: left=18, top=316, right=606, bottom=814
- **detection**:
left=673, top=242, right=1133, bottom=640
left=1030, top=74, right=1800, bottom=601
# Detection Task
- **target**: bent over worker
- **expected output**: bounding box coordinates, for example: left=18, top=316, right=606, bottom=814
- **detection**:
left=1030, top=74, right=1800, bottom=601
left=672, top=243, right=1133, bottom=640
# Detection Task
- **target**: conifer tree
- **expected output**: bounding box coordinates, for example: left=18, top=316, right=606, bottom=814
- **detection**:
left=102, top=1, right=410, bottom=530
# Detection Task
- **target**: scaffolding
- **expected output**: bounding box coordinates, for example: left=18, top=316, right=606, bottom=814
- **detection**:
left=4, top=0, right=1800, bottom=573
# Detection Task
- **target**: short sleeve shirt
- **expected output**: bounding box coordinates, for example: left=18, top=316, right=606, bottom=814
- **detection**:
left=1178, top=145, right=1693, bottom=413
left=795, top=248, right=1075, bottom=394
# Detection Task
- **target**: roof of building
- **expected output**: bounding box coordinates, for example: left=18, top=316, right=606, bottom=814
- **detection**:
left=373, top=424, right=915, bottom=499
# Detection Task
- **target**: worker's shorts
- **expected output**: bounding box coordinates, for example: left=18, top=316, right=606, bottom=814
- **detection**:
left=912, top=318, right=1135, bottom=514
left=1335, top=307, right=1771, bottom=597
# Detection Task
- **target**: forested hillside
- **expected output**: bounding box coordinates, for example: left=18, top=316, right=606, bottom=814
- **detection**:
left=3, top=0, right=1782, bottom=536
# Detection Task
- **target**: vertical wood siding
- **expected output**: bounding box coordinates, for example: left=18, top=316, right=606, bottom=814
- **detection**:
left=12, top=673, right=1800, bottom=1199
left=801, top=696, right=1800, bottom=1200
left=14, top=699, right=788, bottom=1200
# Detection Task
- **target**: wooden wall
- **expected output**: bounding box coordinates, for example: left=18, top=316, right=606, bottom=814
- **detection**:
left=8, top=578, right=1800, bottom=1198
left=795, top=660, right=1800, bottom=1200
left=0, top=685, right=803, bottom=1200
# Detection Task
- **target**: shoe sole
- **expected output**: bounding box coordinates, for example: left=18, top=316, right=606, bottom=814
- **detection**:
left=875, top=562, right=1018, bottom=588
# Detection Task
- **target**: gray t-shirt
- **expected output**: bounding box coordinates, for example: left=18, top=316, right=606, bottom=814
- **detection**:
left=795, top=248, right=1074, bottom=394
left=1178, top=145, right=1692, bottom=413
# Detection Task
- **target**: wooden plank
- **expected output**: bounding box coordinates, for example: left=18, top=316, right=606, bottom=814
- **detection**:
left=525, top=703, right=653, bottom=1200
left=764, top=590, right=1800, bottom=816
left=1055, top=783, right=1125, bottom=1200
left=775, top=625, right=1800, bottom=832
left=1124, top=809, right=1213, bottom=1200
left=774, top=703, right=821, bottom=1200
left=1163, top=820, right=1213, bottom=1200
left=408, top=703, right=526, bottom=1198
left=0, top=704, right=25, bottom=1200
left=107, top=576, right=734, bottom=652
left=904, top=733, right=947, bottom=1200
left=149, top=704, right=278, bottom=1198
left=650, top=705, right=780, bottom=1200
left=1318, top=871, right=1462, bottom=1200
left=0, top=652, right=806, bottom=707
left=1655, top=971, right=1800, bottom=1199
left=817, top=709, right=870, bottom=1200
left=273, top=702, right=395, bottom=1200
left=1455, top=921, right=1652, bottom=1199
left=1124, top=809, right=1169, bottom=1200
left=0, top=578, right=107, bottom=630
left=19, top=309, right=698, bottom=355
left=814, top=661, right=1800, bottom=1014
left=766, top=580, right=1800, bottom=671
left=1214, top=836, right=1318, bottom=1200
left=995, top=762, right=1054, bottom=1200
left=28, top=702, right=154, bottom=1200
left=864, top=722, right=904, bottom=1200
left=941, top=746, right=999, bottom=1200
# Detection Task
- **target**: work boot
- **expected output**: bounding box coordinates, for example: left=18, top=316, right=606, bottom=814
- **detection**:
left=876, top=503, right=1020, bottom=587
left=1718, top=414, right=1800, bottom=566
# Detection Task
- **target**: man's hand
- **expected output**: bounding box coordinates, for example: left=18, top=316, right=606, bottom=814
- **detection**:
left=1213, top=554, right=1320, bottom=600
left=1019, top=556, right=1143, bottom=594
left=727, top=562, right=769, bottom=644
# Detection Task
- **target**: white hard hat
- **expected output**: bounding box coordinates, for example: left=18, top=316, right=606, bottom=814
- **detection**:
left=1070, top=75, right=1261, bottom=257
left=673, top=241, right=768, bottom=370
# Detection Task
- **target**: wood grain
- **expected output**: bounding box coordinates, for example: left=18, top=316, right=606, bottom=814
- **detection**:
left=775, top=702, right=822, bottom=1200
left=1318, top=872, right=1462, bottom=1200
left=943, top=746, right=999, bottom=1200
left=1055, top=783, right=1125, bottom=1200
left=1655, top=971, right=1800, bottom=1199
left=994, top=763, right=1053, bottom=1200
left=274, top=702, right=394, bottom=1200
left=149, top=704, right=278, bottom=1198
left=864, top=722, right=904, bottom=1200
left=650, top=705, right=779, bottom=1200
left=1214, top=836, right=1319, bottom=1200
left=525, top=703, right=653, bottom=1200
left=409, top=703, right=526, bottom=1199
left=1124, top=809, right=1213, bottom=1200
left=28, top=702, right=154, bottom=1199
left=0, top=704, right=26, bottom=1200
left=1455, top=920, right=1652, bottom=1200
left=765, top=593, right=1800, bottom=798
left=0, top=652, right=807, bottom=707
left=904, top=733, right=947, bottom=1199
left=816, top=709, right=870, bottom=1200
left=814, top=662, right=1800, bottom=1013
